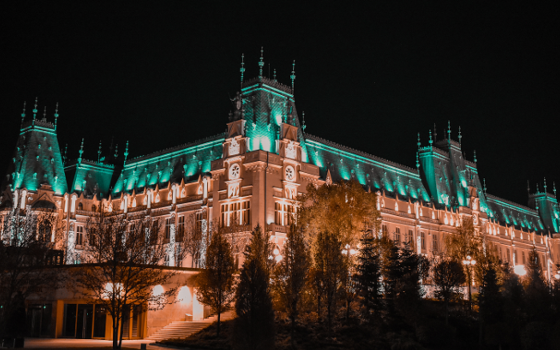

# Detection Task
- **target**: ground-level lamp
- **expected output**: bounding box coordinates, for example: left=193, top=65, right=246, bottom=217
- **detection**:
left=273, top=246, right=282, bottom=263
left=342, top=244, right=358, bottom=256
left=514, top=265, right=527, bottom=277
left=462, top=255, right=476, bottom=310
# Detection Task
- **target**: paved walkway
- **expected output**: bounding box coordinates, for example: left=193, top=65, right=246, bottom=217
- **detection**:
left=22, top=338, right=171, bottom=349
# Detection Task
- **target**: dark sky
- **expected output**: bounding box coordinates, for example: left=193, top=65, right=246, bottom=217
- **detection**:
left=1, top=2, right=558, bottom=206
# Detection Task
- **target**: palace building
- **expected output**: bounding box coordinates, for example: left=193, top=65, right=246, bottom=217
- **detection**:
left=1, top=54, right=560, bottom=340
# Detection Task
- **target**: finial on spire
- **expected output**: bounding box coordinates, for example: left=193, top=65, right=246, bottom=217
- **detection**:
left=527, top=180, right=530, bottom=195
left=416, top=151, right=420, bottom=168
left=258, top=47, right=264, bottom=78
left=447, top=120, right=451, bottom=145
left=114, top=143, right=119, bottom=158
left=544, top=177, right=547, bottom=193
left=54, top=102, right=59, bottom=131
left=417, top=132, right=421, bottom=149
left=240, top=53, right=245, bottom=87
left=273, top=68, right=277, bottom=81
left=302, top=111, right=306, bottom=132
left=537, top=183, right=540, bottom=193
left=43, top=106, right=47, bottom=120
left=458, top=125, right=462, bottom=146
left=97, top=140, right=102, bottom=163
left=473, top=150, right=477, bottom=163
left=20, top=101, right=26, bottom=128
left=554, top=181, right=557, bottom=197
left=290, top=60, right=296, bottom=95
left=483, top=178, right=487, bottom=195
left=433, top=123, right=437, bottom=141
left=429, top=130, right=433, bottom=145
left=32, top=97, right=38, bottom=125
left=63, top=143, right=68, bottom=165
left=78, top=138, right=84, bottom=165
left=124, top=140, right=129, bottom=166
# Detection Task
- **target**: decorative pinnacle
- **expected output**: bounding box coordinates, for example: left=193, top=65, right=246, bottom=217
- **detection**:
left=240, top=53, right=245, bottom=86
left=54, top=102, right=59, bottom=130
left=32, top=97, right=38, bottom=124
left=258, top=47, right=264, bottom=78
left=124, top=140, right=129, bottom=166
left=473, top=150, right=477, bottom=163
left=417, top=132, right=421, bottom=149
left=43, top=106, right=47, bottom=120
left=20, top=101, right=26, bottom=128
left=416, top=152, right=420, bottom=168
left=97, top=140, right=102, bottom=163
left=447, top=120, right=451, bottom=145
left=458, top=125, right=462, bottom=145
left=429, top=130, right=433, bottom=145
left=554, top=181, right=557, bottom=197
left=114, top=143, right=119, bottom=158
left=433, top=123, right=437, bottom=141
left=544, top=177, right=547, bottom=193
left=290, top=60, right=296, bottom=95
left=483, top=178, right=487, bottom=194
left=273, top=68, right=277, bottom=81
left=78, top=138, right=84, bottom=164
left=63, top=143, right=68, bottom=165
left=302, top=111, right=306, bottom=132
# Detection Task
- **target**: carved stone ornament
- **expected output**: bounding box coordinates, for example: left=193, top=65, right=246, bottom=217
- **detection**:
left=229, top=163, right=240, bottom=180
left=286, top=141, right=296, bottom=159
left=285, top=165, right=295, bottom=181
left=229, top=138, right=240, bottom=156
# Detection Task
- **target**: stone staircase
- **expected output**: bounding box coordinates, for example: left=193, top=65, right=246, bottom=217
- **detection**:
left=147, top=311, right=235, bottom=341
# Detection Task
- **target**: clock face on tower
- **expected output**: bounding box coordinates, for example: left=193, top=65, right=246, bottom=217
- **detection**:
left=229, top=164, right=240, bottom=179
left=285, top=165, right=295, bottom=181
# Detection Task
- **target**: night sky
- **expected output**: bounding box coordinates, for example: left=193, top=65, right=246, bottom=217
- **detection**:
left=1, top=2, right=558, bottom=206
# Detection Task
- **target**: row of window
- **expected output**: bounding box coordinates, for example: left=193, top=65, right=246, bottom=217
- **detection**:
left=381, top=225, right=437, bottom=251
left=221, top=201, right=251, bottom=227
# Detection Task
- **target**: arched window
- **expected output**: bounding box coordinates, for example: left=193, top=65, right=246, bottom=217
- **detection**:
left=91, top=204, right=97, bottom=212
left=77, top=202, right=83, bottom=210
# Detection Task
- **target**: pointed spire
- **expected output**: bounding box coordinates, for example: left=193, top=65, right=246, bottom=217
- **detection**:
left=123, top=140, right=129, bottom=166
left=417, top=132, right=421, bottom=149
left=554, top=181, right=557, bottom=197
left=97, top=140, right=102, bottom=163
left=20, top=101, right=26, bottom=128
left=54, top=102, right=59, bottom=131
left=458, top=125, right=462, bottom=146
left=240, top=53, right=245, bottom=87
left=273, top=68, right=277, bottom=81
left=302, top=111, right=306, bottom=132
left=483, top=178, right=487, bottom=195
left=32, top=97, right=38, bottom=125
left=114, top=143, right=119, bottom=158
left=258, top=47, right=264, bottom=78
left=433, top=123, right=437, bottom=141
left=290, top=60, right=296, bottom=95
left=43, top=106, right=47, bottom=120
left=416, top=151, right=420, bottom=168
left=429, top=130, right=433, bottom=145
left=473, top=150, right=477, bottom=163
left=537, top=183, right=540, bottom=193
left=527, top=180, right=531, bottom=196
left=544, top=177, right=547, bottom=193
left=447, top=120, right=451, bottom=146
left=63, top=143, right=68, bottom=166
left=78, top=138, right=84, bottom=165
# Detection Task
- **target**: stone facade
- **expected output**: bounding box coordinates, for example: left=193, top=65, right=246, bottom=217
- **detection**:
left=1, top=65, right=560, bottom=339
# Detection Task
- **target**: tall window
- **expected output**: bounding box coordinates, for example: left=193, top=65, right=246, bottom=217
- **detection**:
left=407, top=229, right=414, bottom=247
left=275, top=202, right=295, bottom=226
left=382, top=225, right=388, bottom=237
left=221, top=201, right=251, bottom=227
left=433, top=234, right=438, bottom=252
left=177, top=216, right=185, bottom=242
left=506, top=248, right=510, bottom=263
left=421, top=232, right=425, bottom=249
left=176, top=246, right=183, bottom=267
left=76, top=226, right=84, bottom=246
left=150, top=220, right=159, bottom=245
left=196, top=212, right=204, bottom=232
left=394, top=227, right=401, bottom=245
left=522, top=251, right=526, bottom=264
left=165, top=218, right=172, bottom=239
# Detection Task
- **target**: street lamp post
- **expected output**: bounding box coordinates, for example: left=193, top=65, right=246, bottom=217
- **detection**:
left=462, top=255, right=476, bottom=310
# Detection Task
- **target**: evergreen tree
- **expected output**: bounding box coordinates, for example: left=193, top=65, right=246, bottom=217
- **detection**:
left=272, top=224, right=309, bottom=347
left=523, top=248, right=550, bottom=323
left=432, top=257, right=465, bottom=325
left=354, top=233, right=382, bottom=324
left=313, top=230, right=345, bottom=331
left=195, top=229, right=236, bottom=338
left=233, top=225, right=275, bottom=350
left=478, top=262, right=504, bottom=347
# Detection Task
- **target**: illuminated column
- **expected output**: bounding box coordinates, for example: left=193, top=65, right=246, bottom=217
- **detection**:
left=20, top=190, right=27, bottom=210
left=71, top=195, right=77, bottom=213
left=67, top=223, right=75, bottom=264
left=168, top=214, right=176, bottom=267
left=64, top=194, right=69, bottom=213
left=124, top=195, right=128, bottom=213
left=147, top=190, right=152, bottom=209
left=202, top=177, right=208, bottom=200
left=13, top=190, right=19, bottom=209
left=200, top=216, right=208, bottom=267
left=172, top=184, right=177, bottom=204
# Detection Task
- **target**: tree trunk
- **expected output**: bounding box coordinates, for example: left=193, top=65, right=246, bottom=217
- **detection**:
left=119, top=307, right=126, bottom=349
left=217, top=311, right=221, bottom=338
left=445, top=299, right=449, bottom=325
left=112, top=317, right=118, bottom=350
left=290, top=315, right=295, bottom=348
left=346, top=298, right=350, bottom=322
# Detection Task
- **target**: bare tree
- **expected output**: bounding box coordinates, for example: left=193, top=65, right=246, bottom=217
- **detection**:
left=70, top=213, right=186, bottom=349
left=0, top=209, right=63, bottom=338
left=182, top=214, right=203, bottom=267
